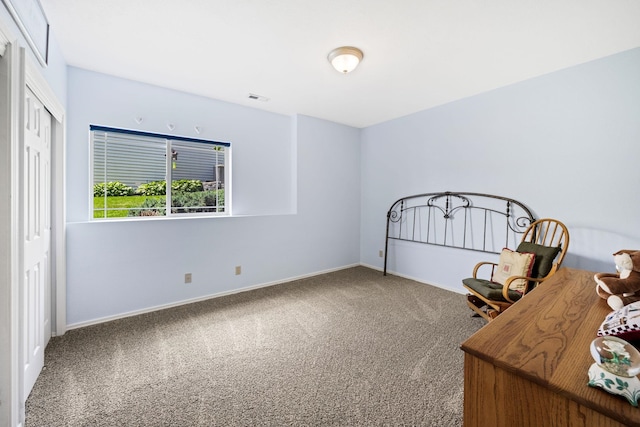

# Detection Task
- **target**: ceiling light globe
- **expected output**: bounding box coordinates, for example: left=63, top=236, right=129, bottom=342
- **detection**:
left=328, top=47, right=363, bottom=74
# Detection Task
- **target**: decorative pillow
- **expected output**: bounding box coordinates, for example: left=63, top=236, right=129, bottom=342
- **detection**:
left=516, top=242, right=562, bottom=278
left=492, top=248, right=536, bottom=293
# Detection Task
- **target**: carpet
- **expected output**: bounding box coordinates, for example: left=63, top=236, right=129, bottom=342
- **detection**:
left=25, top=266, right=484, bottom=426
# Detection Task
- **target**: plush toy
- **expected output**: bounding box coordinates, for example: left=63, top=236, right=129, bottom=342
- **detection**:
left=595, top=250, right=640, bottom=310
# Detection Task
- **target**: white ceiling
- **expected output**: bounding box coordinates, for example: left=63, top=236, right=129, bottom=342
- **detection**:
left=40, top=0, right=640, bottom=128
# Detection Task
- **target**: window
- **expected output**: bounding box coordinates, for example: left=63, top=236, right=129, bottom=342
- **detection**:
left=91, top=125, right=230, bottom=219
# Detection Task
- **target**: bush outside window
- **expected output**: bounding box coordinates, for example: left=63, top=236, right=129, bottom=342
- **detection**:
left=91, top=125, right=230, bottom=219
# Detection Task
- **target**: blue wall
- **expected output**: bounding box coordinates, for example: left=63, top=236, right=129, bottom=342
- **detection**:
left=14, top=4, right=640, bottom=325
left=360, top=48, right=640, bottom=291
left=0, top=6, right=67, bottom=105
left=65, top=69, right=361, bottom=326
left=66, top=48, right=640, bottom=325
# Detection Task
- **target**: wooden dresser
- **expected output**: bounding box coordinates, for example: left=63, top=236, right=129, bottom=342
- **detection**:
left=461, top=268, right=640, bottom=427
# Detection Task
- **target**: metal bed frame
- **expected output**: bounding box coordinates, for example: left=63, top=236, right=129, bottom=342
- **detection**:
left=383, top=191, right=536, bottom=275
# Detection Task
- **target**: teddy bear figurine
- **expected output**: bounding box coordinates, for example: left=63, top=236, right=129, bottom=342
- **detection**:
left=595, top=250, right=640, bottom=310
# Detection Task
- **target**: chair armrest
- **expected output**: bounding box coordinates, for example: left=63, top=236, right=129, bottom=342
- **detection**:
left=502, top=275, right=545, bottom=302
left=472, top=261, right=497, bottom=280
left=501, top=263, right=562, bottom=301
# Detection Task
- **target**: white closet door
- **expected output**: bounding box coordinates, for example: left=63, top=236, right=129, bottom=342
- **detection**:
left=22, top=86, right=52, bottom=400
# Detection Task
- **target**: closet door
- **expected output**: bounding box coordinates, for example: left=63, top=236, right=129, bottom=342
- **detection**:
left=22, top=85, right=52, bottom=400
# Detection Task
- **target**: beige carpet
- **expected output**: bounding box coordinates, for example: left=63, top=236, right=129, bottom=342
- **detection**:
left=25, top=266, right=484, bottom=426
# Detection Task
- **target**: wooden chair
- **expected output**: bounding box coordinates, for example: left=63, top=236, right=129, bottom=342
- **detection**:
left=463, top=218, right=569, bottom=321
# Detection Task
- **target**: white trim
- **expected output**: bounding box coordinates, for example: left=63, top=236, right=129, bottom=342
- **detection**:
left=225, top=145, right=232, bottom=214
left=359, top=262, right=383, bottom=273
left=87, top=126, right=93, bottom=221
left=52, top=118, right=66, bottom=336
left=9, top=39, right=24, bottom=427
left=25, top=52, right=66, bottom=337
left=0, top=26, right=8, bottom=56
left=67, top=263, right=361, bottom=330
left=0, top=33, right=18, bottom=427
left=15, top=46, right=25, bottom=425
left=25, top=58, right=62, bottom=121
left=0, top=12, right=23, bottom=427
left=1, top=0, right=47, bottom=67
left=361, top=262, right=466, bottom=295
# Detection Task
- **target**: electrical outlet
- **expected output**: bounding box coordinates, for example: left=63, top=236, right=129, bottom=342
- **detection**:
left=184, top=273, right=192, bottom=283
left=235, top=266, right=242, bottom=275
left=379, top=250, right=384, bottom=258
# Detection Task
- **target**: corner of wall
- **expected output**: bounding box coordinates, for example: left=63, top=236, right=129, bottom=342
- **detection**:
left=290, top=114, right=298, bottom=215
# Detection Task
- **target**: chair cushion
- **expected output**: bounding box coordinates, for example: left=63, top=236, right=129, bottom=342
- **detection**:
left=463, top=277, right=523, bottom=302
left=492, top=248, right=536, bottom=293
left=516, top=242, right=562, bottom=278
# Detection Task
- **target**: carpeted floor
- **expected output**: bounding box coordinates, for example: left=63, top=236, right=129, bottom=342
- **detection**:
left=25, top=266, right=484, bottom=426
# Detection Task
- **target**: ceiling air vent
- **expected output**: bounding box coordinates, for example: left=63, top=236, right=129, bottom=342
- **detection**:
left=248, top=93, right=270, bottom=102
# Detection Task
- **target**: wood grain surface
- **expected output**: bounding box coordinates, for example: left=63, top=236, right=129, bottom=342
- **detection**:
left=461, top=268, right=640, bottom=426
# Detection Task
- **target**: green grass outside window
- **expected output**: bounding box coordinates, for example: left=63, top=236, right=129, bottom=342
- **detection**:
left=93, top=195, right=165, bottom=218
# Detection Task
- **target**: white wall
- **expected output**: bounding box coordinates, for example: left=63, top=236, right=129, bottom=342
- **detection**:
left=65, top=69, right=361, bottom=326
left=360, top=48, right=640, bottom=292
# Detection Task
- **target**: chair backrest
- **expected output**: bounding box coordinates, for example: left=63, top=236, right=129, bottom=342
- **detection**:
left=519, top=218, right=570, bottom=279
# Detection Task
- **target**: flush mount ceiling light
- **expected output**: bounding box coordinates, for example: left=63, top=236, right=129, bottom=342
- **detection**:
left=328, top=46, right=363, bottom=74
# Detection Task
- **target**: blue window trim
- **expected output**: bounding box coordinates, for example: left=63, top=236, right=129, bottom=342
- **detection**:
left=89, top=124, right=231, bottom=147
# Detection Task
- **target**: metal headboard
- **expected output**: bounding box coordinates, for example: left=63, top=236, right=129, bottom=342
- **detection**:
left=384, top=191, right=536, bottom=275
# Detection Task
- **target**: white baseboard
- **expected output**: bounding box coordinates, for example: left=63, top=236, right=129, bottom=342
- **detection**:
left=66, top=263, right=361, bottom=330
left=360, top=262, right=466, bottom=296
left=359, top=262, right=383, bottom=272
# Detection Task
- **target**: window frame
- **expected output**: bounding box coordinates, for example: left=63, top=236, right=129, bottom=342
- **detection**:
left=89, top=125, right=231, bottom=220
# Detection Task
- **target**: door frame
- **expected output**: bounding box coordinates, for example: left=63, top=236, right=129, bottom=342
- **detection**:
left=0, top=13, right=66, bottom=427
left=25, top=45, right=66, bottom=338
left=0, top=24, right=21, bottom=427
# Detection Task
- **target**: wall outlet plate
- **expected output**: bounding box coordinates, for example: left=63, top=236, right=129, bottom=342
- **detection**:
left=184, top=273, right=192, bottom=283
